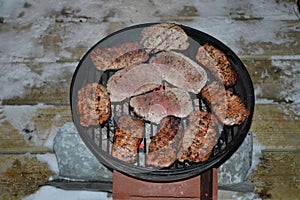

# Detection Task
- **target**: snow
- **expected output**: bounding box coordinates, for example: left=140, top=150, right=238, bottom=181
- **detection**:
left=25, top=154, right=113, bottom=200
left=36, top=153, right=59, bottom=174
left=23, top=186, right=112, bottom=200
left=247, top=137, right=265, bottom=177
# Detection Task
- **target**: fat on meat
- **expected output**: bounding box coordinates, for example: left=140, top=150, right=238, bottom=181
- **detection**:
left=130, top=88, right=193, bottom=124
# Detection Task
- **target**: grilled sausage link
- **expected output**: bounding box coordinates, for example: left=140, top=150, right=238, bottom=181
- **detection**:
left=111, top=115, right=144, bottom=163
left=146, top=116, right=182, bottom=168
left=201, top=81, right=250, bottom=126
left=195, top=43, right=237, bottom=86
left=177, top=110, right=218, bottom=163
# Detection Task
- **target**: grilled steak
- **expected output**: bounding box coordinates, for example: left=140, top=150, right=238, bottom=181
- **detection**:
left=107, top=63, right=163, bottom=102
left=130, top=88, right=193, bottom=124
left=177, top=110, right=218, bottom=163
left=111, top=115, right=144, bottom=163
left=140, top=23, right=189, bottom=53
left=150, top=51, right=207, bottom=94
left=195, top=43, right=237, bottom=86
left=77, top=82, right=111, bottom=127
left=201, top=81, right=250, bottom=126
left=90, top=42, right=149, bottom=71
left=146, top=116, right=183, bottom=168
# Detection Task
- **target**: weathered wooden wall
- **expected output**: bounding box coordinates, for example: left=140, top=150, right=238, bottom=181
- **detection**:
left=0, top=0, right=299, bottom=199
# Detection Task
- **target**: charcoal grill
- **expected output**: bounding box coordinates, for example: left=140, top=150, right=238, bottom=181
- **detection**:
left=70, top=23, right=254, bottom=198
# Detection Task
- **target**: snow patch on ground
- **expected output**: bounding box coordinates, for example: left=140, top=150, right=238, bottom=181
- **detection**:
left=1, top=104, right=62, bottom=146
left=247, top=136, right=265, bottom=177
left=23, top=186, right=112, bottom=200
left=36, top=153, right=59, bottom=174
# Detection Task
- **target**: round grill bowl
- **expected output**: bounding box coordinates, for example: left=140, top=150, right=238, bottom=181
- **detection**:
left=70, top=23, right=255, bottom=182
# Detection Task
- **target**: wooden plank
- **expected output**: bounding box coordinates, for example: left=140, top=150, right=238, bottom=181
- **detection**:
left=0, top=19, right=299, bottom=63
left=0, top=154, right=53, bottom=199
left=243, top=59, right=300, bottom=103
left=0, top=105, right=72, bottom=152
left=251, top=104, right=300, bottom=149
left=248, top=150, right=300, bottom=199
left=1, top=104, right=299, bottom=152
left=1, top=62, right=76, bottom=105
left=2, top=59, right=299, bottom=105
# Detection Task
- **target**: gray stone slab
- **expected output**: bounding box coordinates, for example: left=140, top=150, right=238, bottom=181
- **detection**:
left=217, top=132, right=254, bottom=192
left=53, top=122, right=113, bottom=181
left=53, top=122, right=253, bottom=192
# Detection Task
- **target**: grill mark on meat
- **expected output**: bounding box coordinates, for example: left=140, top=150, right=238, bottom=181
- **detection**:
left=90, top=42, right=149, bottom=71
left=195, top=43, right=237, bottom=86
left=177, top=110, right=218, bottom=163
left=201, top=81, right=250, bottom=126
left=77, top=82, right=111, bottom=127
left=146, top=116, right=183, bottom=168
left=111, top=115, right=144, bottom=163
left=140, top=23, right=189, bottom=54
left=150, top=51, right=207, bottom=94
left=130, top=88, right=193, bottom=124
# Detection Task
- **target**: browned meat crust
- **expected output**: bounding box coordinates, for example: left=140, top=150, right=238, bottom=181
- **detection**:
left=77, top=82, right=111, bottom=127
left=90, top=42, right=149, bottom=71
left=201, top=81, right=250, bottom=126
left=146, top=116, right=183, bottom=168
left=195, top=43, right=237, bottom=86
left=149, top=51, right=207, bottom=94
left=111, top=115, right=144, bottom=163
left=140, top=23, right=189, bottom=53
left=177, top=110, right=218, bottom=163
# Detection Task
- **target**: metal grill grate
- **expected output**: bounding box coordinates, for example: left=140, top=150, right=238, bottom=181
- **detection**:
left=70, top=23, right=254, bottom=181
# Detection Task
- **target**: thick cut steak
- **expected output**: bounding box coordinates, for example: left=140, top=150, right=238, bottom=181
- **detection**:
left=195, top=43, right=237, bottom=86
left=177, top=110, right=218, bottom=163
left=150, top=51, right=207, bottom=94
left=107, top=63, right=163, bottom=102
left=146, top=116, right=183, bottom=168
left=201, top=81, right=250, bottom=126
left=111, top=115, right=144, bottom=163
left=130, top=88, right=193, bottom=123
left=140, top=23, right=189, bottom=53
left=90, top=42, right=149, bottom=71
left=77, top=82, right=111, bottom=127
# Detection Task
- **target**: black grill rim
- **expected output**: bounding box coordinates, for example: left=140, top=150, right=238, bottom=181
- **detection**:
left=70, top=22, right=255, bottom=182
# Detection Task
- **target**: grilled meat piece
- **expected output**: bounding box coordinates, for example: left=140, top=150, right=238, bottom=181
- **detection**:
left=146, top=116, right=183, bottom=168
left=177, top=110, right=218, bottom=163
left=77, top=82, right=111, bottom=127
left=201, top=81, right=250, bottom=126
left=107, top=54, right=207, bottom=101
left=140, top=23, right=189, bottom=53
left=107, top=63, right=162, bottom=102
left=130, top=88, right=193, bottom=124
left=195, top=43, right=237, bottom=86
left=150, top=51, right=207, bottom=94
left=90, top=42, right=149, bottom=71
left=111, top=115, right=144, bottom=163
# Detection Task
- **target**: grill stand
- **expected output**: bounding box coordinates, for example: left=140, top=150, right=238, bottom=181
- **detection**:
left=112, top=168, right=218, bottom=200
